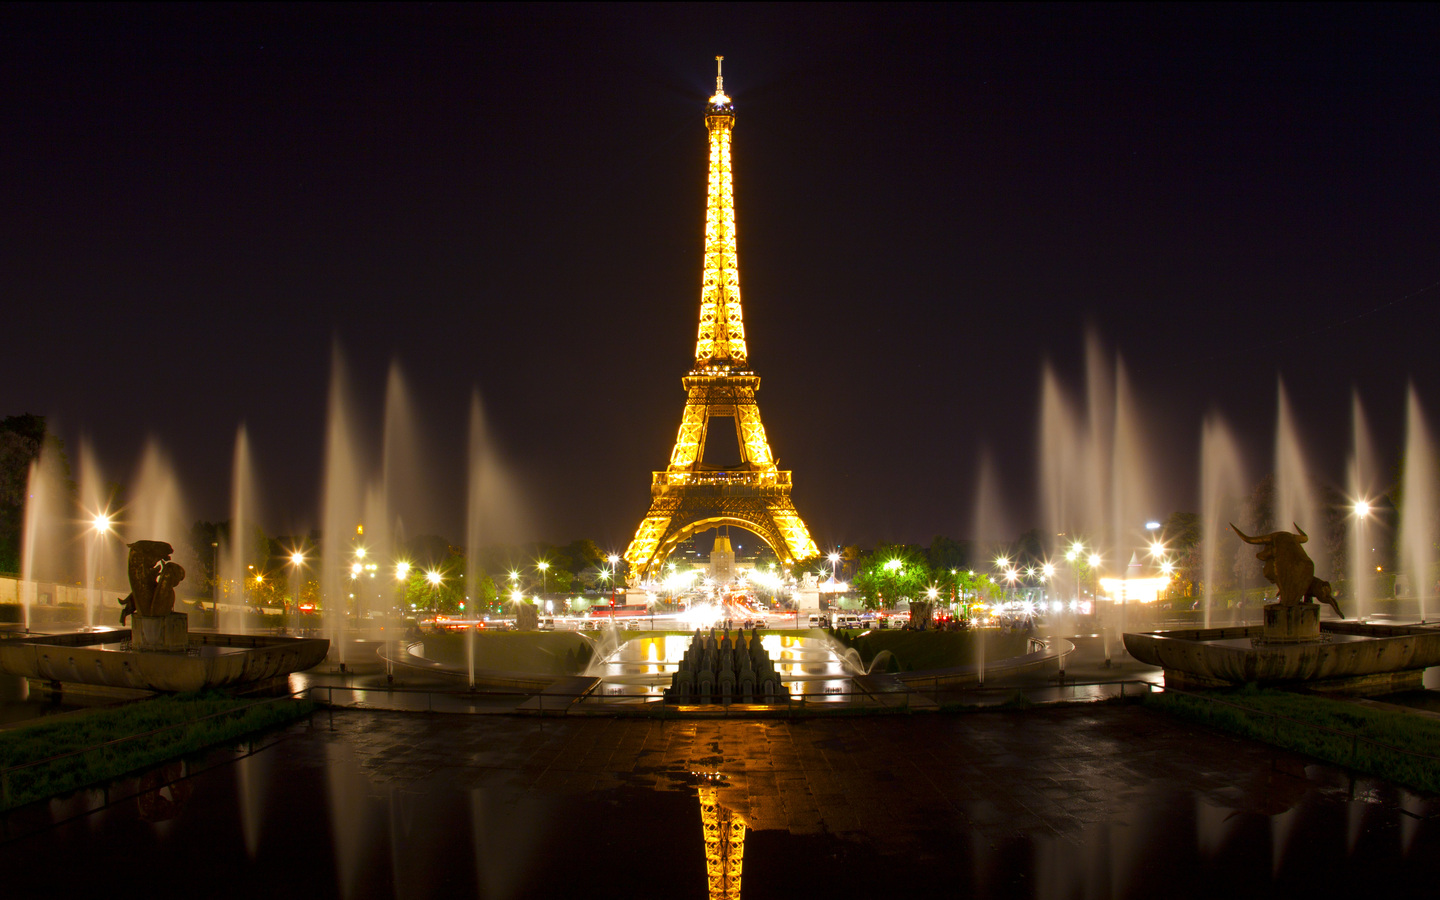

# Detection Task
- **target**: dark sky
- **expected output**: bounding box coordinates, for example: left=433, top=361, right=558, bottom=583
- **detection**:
left=3, top=3, right=1438, bottom=553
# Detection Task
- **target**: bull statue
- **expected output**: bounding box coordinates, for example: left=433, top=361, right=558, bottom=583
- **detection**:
left=1230, top=523, right=1316, bottom=608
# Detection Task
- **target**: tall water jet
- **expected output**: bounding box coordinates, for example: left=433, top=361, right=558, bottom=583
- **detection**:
left=223, top=426, right=260, bottom=635
left=1348, top=392, right=1379, bottom=620
left=1200, top=415, right=1245, bottom=627
left=1110, top=359, right=1153, bottom=582
left=128, top=439, right=192, bottom=576
left=465, top=387, right=527, bottom=609
left=1399, top=386, right=1436, bottom=622
left=1274, top=379, right=1317, bottom=535
left=20, top=441, right=72, bottom=631
left=1084, top=333, right=1116, bottom=555
left=321, top=347, right=364, bottom=666
left=1039, top=365, right=1085, bottom=551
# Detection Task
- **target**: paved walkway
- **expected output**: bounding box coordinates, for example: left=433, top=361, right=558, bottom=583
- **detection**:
left=6, top=702, right=1438, bottom=899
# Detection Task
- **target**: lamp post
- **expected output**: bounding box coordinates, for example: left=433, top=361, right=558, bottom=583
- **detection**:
left=427, top=569, right=443, bottom=618
left=1354, top=500, right=1371, bottom=622
left=89, top=513, right=112, bottom=628
left=211, top=540, right=220, bottom=617
left=608, top=554, right=621, bottom=608
left=536, top=561, right=549, bottom=603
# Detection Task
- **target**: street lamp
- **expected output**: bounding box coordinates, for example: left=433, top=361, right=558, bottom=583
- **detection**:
left=89, top=513, right=112, bottom=625
left=536, top=560, right=549, bottom=601
left=427, top=569, right=443, bottom=616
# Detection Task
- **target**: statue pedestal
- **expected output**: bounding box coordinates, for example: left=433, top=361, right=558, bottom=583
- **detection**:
left=1261, top=602, right=1320, bottom=643
left=133, top=613, right=190, bottom=652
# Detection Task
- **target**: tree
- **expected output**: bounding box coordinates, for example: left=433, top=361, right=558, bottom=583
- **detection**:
left=926, top=535, right=973, bottom=573
left=851, top=544, right=930, bottom=609
left=0, top=415, right=51, bottom=573
left=1162, top=512, right=1202, bottom=553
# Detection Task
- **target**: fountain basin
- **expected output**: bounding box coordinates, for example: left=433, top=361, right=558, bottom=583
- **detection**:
left=0, top=629, right=329, bottom=693
left=1124, top=621, right=1440, bottom=695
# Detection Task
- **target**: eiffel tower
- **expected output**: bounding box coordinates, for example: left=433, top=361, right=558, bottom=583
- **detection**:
left=623, top=58, right=819, bottom=585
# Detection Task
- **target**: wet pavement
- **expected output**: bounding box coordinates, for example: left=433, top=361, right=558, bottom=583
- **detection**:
left=4, top=702, right=1440, bottom=899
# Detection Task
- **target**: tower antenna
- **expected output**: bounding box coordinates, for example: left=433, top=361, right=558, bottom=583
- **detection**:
left=716, top=55, right=724, bottom=94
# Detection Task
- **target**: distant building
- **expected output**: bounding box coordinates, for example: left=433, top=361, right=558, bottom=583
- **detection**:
left=710, top=530, right=737, bottom=585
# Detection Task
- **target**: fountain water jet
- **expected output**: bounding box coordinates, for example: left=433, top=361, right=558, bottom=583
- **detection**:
left=1274, top=379, right=1318, bottom=538
left=1348, top=391, right=1379, bottom=621
left=128, top=441, right=191, bottom=570
left=222, top=426, right=259, bottom=636
left=18, top=445, right=71, bottom=631
left=321, top=347, right=364, bottom=667
left=1200, top=415, right=1245, bottom=628
left=1399, top=385, right=1436, bottom=623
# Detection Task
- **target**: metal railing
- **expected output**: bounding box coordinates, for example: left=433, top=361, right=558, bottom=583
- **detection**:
left=297, top=676, right=1167, bottom=718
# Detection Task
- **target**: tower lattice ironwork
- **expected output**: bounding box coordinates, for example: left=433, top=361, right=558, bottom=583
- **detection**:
left=624, top=58, right=819, bottom=584
left=698, top=786, right=746, bottom=900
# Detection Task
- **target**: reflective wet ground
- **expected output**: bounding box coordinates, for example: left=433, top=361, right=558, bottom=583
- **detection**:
left=4, top=704, right=1440, bottom=899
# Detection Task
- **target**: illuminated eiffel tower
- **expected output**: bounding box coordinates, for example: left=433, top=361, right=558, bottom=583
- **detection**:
left=699, top=786, right=746, bottom=900
left=623, top=58, right=819, bottom=584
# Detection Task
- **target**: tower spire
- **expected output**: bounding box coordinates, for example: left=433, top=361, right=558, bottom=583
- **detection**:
left=697, top=55, right=744, bottom=366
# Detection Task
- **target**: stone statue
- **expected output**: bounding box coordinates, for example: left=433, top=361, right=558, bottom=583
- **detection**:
left=118, top=540, right=185, bottom=624
left=1231, top=523, right=1314, bottom=606
left=800, top=571, right=818, bottom=590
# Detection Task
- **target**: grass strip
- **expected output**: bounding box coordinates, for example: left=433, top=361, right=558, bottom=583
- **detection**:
left=1144, top=684, right=1440, bottom=794
left=0, top=692, right=314, bottom=811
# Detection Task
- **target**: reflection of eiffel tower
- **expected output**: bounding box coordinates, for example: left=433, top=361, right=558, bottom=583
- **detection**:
left=623, top=58, right=819, bottom=584
left=699, top=786, right=746, bottom=900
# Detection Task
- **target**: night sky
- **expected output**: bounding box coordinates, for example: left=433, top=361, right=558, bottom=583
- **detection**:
left=4, top=4, right=1438, bottom=553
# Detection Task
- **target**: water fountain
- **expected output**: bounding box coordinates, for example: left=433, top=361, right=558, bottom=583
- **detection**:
left=662, top=627, right=784, bottom=704
left=1272, top=380, right=1318, bottom=543
left=222, top=426, right=258, bottom=636
left=0, top=538, right=328, bottom=693
left=321, top=346, right=363, bottom=668
left=1200, top=414, right=1245, bottom=628
left=1399, top=385, right=1435, bottom=623
left=1348, top=392, right=1378, bottom=621
left=1126, top=517, right=1440, bottom=694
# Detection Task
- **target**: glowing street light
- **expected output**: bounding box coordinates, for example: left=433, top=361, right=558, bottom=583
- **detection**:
left=92, top=513, right=112, bottom=534
left=1149, top=541, right=1165, bottom=558
left=536, top=560, right=549, bottom=599
left=396, top=561, right=411, bottom=580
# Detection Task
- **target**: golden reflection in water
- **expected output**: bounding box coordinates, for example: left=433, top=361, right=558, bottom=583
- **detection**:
left=699, top=785, right=746, bottom=900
